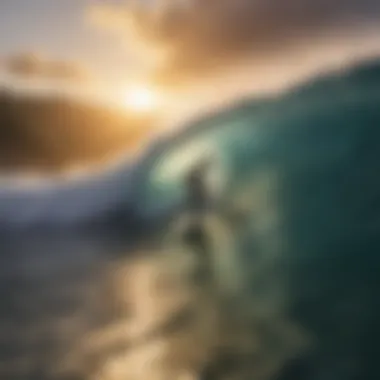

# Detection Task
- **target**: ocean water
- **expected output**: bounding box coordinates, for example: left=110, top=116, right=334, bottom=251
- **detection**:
left=0, top=226, right=241, bottom=380
left=0, top=231, right=128, bottom=379
left=1, top=60, right=380, bottom=380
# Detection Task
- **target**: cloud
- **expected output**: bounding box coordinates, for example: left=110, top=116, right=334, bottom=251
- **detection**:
left=87, top=0, right=380, bottom=86
left=3, top=52, right=92, bottom=82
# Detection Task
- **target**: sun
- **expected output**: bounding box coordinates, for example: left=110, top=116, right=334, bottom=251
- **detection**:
left=122, top=85, right=158, bottom=113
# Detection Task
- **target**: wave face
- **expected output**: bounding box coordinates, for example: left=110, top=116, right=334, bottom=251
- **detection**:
left=114, top=58, right=380, bottom=380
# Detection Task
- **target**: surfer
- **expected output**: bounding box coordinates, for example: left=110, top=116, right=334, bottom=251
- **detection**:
left=181, top=157, right=214, bottom=257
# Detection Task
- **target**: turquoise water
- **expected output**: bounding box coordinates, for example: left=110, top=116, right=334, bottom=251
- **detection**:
left=133, top=60, right=380, bottom=379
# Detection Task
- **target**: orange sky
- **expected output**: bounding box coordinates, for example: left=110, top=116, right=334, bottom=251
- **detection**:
left=1, top=0, right=380, bottom=114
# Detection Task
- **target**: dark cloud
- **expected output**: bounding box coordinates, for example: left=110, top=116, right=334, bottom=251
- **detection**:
left=88, top=0, right=380, bottom=85
left=3, top=52, right=91, bottom=82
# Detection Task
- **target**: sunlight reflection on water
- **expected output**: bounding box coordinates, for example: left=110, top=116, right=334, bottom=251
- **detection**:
left=0, top=231, right=220, bottom=380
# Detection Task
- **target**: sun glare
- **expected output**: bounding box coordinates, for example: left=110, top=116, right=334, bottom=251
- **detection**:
left=122, top=85, right=158, bottom=113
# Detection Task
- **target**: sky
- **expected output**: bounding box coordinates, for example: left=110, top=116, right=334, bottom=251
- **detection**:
left=1, top=0, right=380, bottom=109
left=0, top=0, right=132, bottom=103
